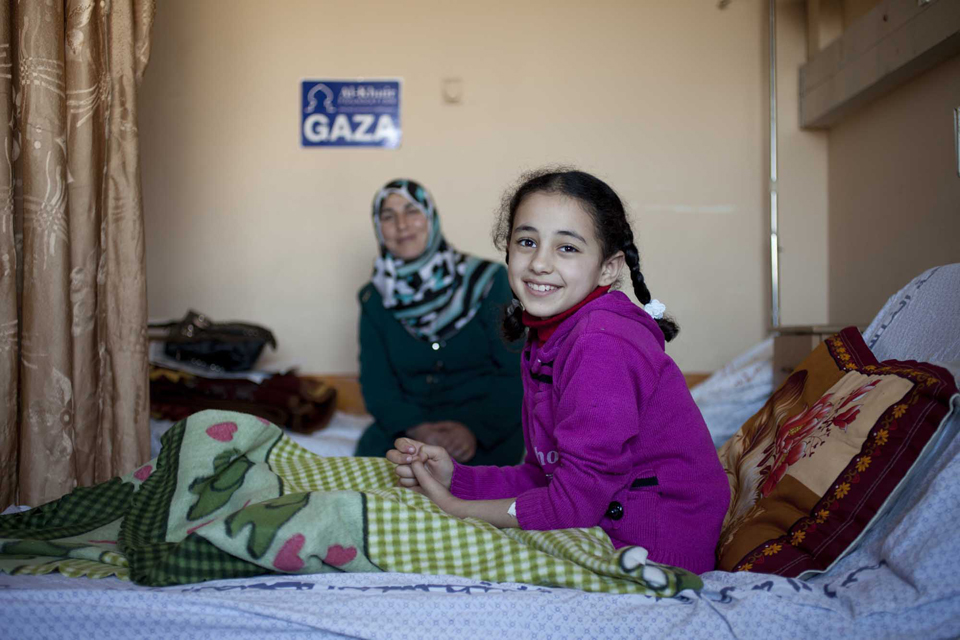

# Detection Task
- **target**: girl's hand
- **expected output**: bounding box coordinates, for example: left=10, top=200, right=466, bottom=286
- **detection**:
left=410, top=458, right=463, bottom=516
left=386, top=437, right=454, bottom=492
left=400, top=455, right=520, bottom=528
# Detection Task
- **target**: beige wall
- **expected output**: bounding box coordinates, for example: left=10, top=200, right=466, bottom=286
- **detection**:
left=778, top=0, right=830, bottom=327
left=827, top=52, right=960, bottom=325
left=140, top=0, right=821, bottom=375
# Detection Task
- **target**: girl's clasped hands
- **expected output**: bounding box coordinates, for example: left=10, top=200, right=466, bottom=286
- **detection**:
left=386, top=437, right=458, bottom=511
left=386, top=437, right=520, bottom=527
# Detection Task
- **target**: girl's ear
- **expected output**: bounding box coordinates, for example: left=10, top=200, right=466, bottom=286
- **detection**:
left=598, top=251, right=624, bottom=287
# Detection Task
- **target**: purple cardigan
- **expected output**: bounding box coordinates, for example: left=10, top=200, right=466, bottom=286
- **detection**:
left=450, top=291, right=729, bottom=574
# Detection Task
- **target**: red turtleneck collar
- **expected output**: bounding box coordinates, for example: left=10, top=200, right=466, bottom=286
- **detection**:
left=522, top=285, right=611, bottom=344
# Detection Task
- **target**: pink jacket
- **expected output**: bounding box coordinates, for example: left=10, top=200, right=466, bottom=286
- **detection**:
left=450, top=291, right=729, bottom=574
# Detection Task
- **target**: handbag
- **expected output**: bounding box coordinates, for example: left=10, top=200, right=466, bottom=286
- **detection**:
left=149, top=310, right=278, bottom=372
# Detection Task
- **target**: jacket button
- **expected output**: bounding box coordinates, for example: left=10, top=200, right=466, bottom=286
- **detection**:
left=605, top=501, right=624, bottom=521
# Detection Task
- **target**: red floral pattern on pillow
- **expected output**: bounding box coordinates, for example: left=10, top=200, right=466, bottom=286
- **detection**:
left=717, top=328, right=958, bottom=577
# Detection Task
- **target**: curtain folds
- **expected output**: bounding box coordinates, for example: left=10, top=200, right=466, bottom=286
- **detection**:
left=0, top=0, right=156, bottom=508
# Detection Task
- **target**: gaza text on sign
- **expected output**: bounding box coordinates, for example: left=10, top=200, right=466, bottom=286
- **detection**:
left=301, top=79, right=401, bottom=148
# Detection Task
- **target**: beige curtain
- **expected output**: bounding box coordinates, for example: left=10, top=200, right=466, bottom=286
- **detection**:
left=0, top=0, right=156, bottom=508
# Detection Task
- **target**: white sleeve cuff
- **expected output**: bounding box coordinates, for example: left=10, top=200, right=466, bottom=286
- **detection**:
left=507, top=501, right=517, bottom=518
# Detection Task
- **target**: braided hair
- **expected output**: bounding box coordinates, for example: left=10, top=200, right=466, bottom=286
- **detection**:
left=494, top=167, right=679, bottom=342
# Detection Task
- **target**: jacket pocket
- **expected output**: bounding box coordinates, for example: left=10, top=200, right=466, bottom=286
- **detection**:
left=606, top=471, right=660, bottom=550
left=629, top=475, right=659, bottom=490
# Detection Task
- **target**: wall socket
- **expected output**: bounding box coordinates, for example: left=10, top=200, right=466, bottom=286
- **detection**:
left=441, top=78, right=463, bottom=105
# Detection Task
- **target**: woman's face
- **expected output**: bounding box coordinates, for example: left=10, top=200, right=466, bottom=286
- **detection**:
left=507, top=192, right=622, bottom=318
left=379, top=192, right=430, bottom=261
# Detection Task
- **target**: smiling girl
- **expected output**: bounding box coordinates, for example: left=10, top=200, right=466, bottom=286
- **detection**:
left=386, top=169, right=729, bottom=574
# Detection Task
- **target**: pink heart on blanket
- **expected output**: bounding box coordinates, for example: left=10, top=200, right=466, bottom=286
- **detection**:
left=206, top=422, right=238, bottom=442
left=133, top=465, right=153, bottom=482
left=324, top=544, right=357, bottom=567
left=274, top=533, right=306, bottom=572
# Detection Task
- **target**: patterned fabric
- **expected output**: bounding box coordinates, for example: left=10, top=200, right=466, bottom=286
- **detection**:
left=0, top=410, right=702, bottom=596
left=1, top=479, right=135, bottom=541
left=717, top=327, right=959, bottom=577
left=0, top=0, right=157, bottom=509
left=369, top=179, right=501, bottom=342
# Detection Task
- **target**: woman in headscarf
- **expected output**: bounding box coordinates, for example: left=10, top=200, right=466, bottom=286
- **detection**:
left=355, top=179, right=524, bottom=465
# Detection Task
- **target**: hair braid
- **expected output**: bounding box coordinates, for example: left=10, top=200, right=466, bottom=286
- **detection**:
left=499, top=252, right=527, bottom=342
left=621, top=237, right=651, bottom=305
left=622, top=235, right=679, bottom=342
left=501, top=295, right=526, bottom=342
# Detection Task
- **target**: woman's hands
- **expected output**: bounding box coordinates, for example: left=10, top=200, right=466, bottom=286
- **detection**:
left=406, top=421, right=477, bottom=462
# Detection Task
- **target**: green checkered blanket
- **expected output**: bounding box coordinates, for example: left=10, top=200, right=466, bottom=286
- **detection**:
left=0, top=410, right=702, bottom=595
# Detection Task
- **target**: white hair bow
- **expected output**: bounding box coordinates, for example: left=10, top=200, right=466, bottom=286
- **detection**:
left=643, top=299, right=666, bottom=320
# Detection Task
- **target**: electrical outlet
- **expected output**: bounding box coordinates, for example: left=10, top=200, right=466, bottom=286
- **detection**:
left=441, top=78, right=463, bottom=105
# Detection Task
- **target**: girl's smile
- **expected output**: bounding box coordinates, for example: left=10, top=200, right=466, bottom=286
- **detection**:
left=525, top=281, right=560, bottom=295
left=508, top=192, right=622, bottom=319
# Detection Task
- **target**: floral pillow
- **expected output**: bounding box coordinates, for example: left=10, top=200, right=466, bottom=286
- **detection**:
left=716, top=327, right=958, bottom=577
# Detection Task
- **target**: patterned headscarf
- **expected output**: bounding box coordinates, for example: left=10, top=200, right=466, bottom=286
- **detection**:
left=370, top=179, right=501, bottom=343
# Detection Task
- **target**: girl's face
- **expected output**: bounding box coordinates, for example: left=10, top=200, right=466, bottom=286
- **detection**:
left=508, top=192, right=623, bottom=318
left=379, top=193, right=429, bottom=260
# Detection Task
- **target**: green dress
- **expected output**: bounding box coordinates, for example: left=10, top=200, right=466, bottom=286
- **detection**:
left=354, top=265, right=524, bottom=466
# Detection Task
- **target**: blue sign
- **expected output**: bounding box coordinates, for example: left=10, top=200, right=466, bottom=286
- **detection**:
left=301, top=79, right=401, bottom=148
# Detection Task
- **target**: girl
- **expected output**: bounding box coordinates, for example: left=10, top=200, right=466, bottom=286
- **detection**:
left=386, top=169, right=729, bottom=574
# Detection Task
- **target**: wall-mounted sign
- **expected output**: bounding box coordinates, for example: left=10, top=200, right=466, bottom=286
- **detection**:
left=301, top=79, right=401, bottom=148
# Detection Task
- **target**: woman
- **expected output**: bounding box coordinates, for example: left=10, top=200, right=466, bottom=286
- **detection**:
left=355, top=179, right=524, bottom=466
